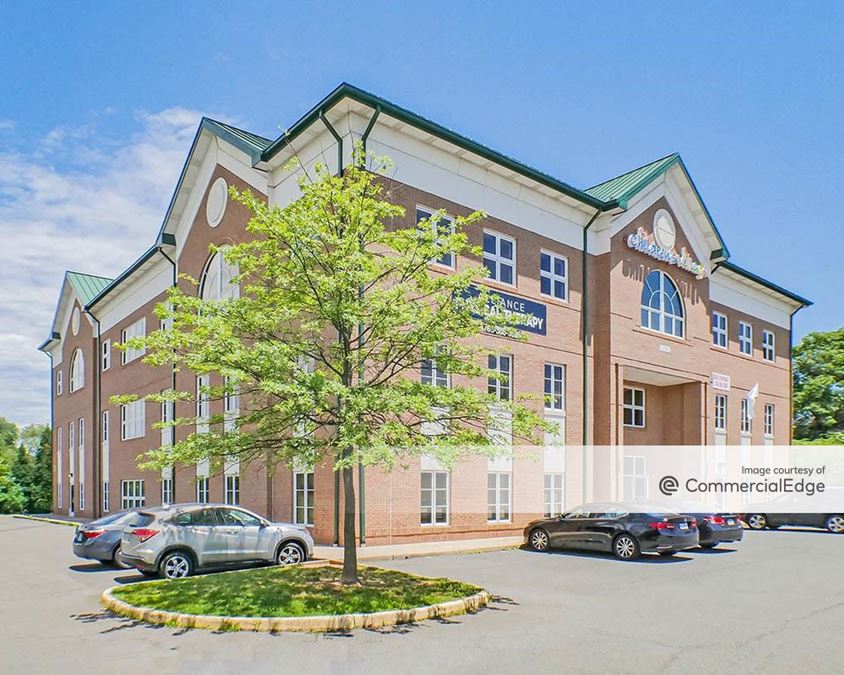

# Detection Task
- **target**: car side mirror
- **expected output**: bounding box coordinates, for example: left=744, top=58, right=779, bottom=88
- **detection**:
left=259, top=520, right=268, bottom=528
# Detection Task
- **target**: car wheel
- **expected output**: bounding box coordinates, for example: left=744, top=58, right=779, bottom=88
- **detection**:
left=700, top=542, right=718, bottom=549
left=746, top=514, right=767, bottom=530
left=529, top=528, right=550, bottom=552
left=613, top=534, right=640, bottom=561
left=825, top=515, right=844, bottom=534
left=276, top=541, right=305, bottom=566
left=159, top=551, right=193, bottom=580
left=112, top=545, right=130, bottom=569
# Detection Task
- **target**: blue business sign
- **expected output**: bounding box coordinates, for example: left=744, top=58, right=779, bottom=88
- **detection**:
left=464, top=286, right=547, bottom=336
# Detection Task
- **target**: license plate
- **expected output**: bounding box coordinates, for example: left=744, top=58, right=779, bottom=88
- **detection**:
left=727, top=518, right=735, bottom=526
left=679, top=522, right=689, bottom=530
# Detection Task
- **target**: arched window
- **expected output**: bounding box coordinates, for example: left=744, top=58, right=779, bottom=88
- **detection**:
left=200, top=249, right=239, bottom=301
left=69, top=349, right=84, bottom=392
left=641, top=270, right=684, bottom=338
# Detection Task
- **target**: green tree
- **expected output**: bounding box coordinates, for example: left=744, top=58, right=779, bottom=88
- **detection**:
left=10, top=445, right=33, bottom=511
left=0, top=455, right=25, bottom=513
left=29, top=426, right=54, bottom=513
left=118, top=152, right=545, bottom=584
left=793, top=327, right=844, bottom=440
left=0, top=417, right=18, bottom=463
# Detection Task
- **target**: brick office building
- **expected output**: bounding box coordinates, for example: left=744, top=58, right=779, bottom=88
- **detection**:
left=39, top=84, right=810, bottom=544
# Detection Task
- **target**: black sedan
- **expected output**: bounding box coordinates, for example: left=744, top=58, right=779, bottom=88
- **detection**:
left=690, top=513, right=743, bottom=548
left=72, top=510, right=138, bottom=567
left=524, top=503, right=698, bottom=560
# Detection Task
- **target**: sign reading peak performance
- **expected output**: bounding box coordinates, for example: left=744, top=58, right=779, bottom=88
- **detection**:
left=627, top=227, right=708, bottom=279
left=464, top=285, right=547, bottom=335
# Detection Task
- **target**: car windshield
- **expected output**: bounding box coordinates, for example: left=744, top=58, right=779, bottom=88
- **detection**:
left=125, top=513, right=155, bottom=527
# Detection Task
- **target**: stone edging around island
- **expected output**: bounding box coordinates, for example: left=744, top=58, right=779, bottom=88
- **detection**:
left=13, top=514, right=81, bottom=527
left=100, top=561, right=491, bottom=633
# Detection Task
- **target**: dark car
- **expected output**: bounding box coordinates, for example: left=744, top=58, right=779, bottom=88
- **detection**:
left=743, top=512, right=844, bottom=534
left=741, top=491, right=844, bottom=534
left=524, top=502, right=699, bottom=560
left=72, top=510, right=138, bottom=567
left=689, top=513, right=743, bottom=548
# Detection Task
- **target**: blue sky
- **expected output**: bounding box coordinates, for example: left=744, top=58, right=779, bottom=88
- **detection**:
left=2, top=2, right=842, bottom=426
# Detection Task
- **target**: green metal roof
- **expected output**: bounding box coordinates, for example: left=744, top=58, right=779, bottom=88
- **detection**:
left=66, top=271, right=113, bottom=305
left=203, top=118, right=272, bottom=161
left=586, top=153, right=680, bottom=204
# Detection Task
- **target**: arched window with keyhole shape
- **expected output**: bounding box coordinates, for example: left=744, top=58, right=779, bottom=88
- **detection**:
left=200, top=248, right=239, bottom=302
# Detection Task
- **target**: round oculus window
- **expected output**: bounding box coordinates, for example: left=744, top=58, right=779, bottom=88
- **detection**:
left=206, top=177, right=228, bottom=228
left=653, top=209, right=676, bottom=250
left=71, top=307, right=80, bottom=336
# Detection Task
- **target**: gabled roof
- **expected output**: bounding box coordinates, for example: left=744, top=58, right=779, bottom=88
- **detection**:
left=717, top=261, right=812, bottom=308
left=66, top=271, right=113, bottom=305
left=586, top=153, right=679, bottom=203
left=202, top=118, right=272, bottom=163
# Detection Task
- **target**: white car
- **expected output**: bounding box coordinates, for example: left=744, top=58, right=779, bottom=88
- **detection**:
left=120, top=503, right=314, bottom=579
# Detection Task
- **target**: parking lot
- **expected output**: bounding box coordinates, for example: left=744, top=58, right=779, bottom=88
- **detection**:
left=2, top=515, right=843, bottom=675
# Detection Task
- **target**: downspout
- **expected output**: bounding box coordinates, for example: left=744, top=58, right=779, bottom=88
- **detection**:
left=84, top=308, right=103, bottom=518
left=157, top=246, right=178, bottom=500
left=355, top=104, right=381, bottom=547
left=581, top=209, right=601, bottom=503
left=319, top=110, right=343, bottom=178
left=44, top=349, right=55, bottom=512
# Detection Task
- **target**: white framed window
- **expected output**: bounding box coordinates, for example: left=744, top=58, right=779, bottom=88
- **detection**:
left=121, top=318, right=146, bottom=364
left=224, top=377, right=240, bottom=415
left=294, top=471, right=314, bottom=526
left=641, top=270, right=684, bottom=338
left=78, top=417, right=85, bottom=510
left=483, top=230, right=516, bottom=285
left=540, top=250, right=568, bottom=301
left=416, top=206, right=455, bottom=268
left=56, top=371, right=63, bottom=396
left=196, top=477, right=209, bottom=503
left=78, top=417, right=85, bottom=449
left=69, top=349, right=84, bottom=392
left=79, top=483, right=85, bottom=511
left=764, top=403, right=775, bottom=437
left=69, top=421, right=74, bottom=457
left=161, top=394, right=174, bottom=447
left=623, top=456, right=648, bottom=501
left=623, top=387, right=646, bottom=428
left=487, top=472, right=511, bottom=522
left=101, top=339, right=111, bottom=371
left=488, top=354, right=512, bottom=401
left=102, top=481, right=109, bottom=513
left=762, top=330, right=775, bottom=362
left=102, top=410, right=109, bottom=443
left=225, top=473, right=240, bottom=506
left=120, top=480, right=145, bottom=509
left=196, top=375, right=210, bottom=433
left=712, top=312, right=727, bottom=348
left=161, top=465, right=174, bottom=505
left=741, top=398, right=752, bottom=434
left=739, top=322, right=753, bottom=356
left=714, top=394, right=727, bottom=432
left=544, top=363, right=565, bottom=411
left=544, top=473, right=564, bottom=517
left=120, top=400, right=145, bottom=440
left=421, top=346, right=449, bottom=388
left=421, top=470, right=449, bottom=526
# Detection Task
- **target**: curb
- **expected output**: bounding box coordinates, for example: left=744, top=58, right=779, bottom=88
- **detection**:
left=100, top=562, right=491, bottom=633
left=13, top=515, right=81, bottom=528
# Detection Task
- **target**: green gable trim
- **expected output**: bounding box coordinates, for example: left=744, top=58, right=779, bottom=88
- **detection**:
left=66, top=271, right=113, bottom=305
left=260, top=82, right=609, bottom=211
left=202, top=118, right=272, bottom=164
left=719, top=261, right=812, bottom=307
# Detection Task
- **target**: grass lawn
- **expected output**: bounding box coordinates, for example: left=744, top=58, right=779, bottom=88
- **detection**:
left=111, top=564, right=483, bottom=618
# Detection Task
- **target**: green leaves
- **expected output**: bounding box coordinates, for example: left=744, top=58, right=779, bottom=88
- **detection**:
left=793, top=327, right=844, bottom=440
left=121, top=148, right=547, bottom=474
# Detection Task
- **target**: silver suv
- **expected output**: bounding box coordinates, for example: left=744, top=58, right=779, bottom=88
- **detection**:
left=120, top=503, right=314, bottom=579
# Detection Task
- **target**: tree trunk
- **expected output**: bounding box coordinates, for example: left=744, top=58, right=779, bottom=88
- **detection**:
left=341, top=464, right=359, bottom=584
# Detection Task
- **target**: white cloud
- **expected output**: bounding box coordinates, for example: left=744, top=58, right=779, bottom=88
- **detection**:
left=0, top=118, right=15, bottom=132
left=0, top=106, right=222, bottom=427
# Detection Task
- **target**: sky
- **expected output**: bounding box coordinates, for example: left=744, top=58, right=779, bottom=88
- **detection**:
left=1, top=2, right=842, bottom=427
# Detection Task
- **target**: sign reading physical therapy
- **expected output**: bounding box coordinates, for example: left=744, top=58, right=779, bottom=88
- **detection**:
left=627, top=226, right=708, bottom=280
left=464, top=286, right=547, bottom=335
